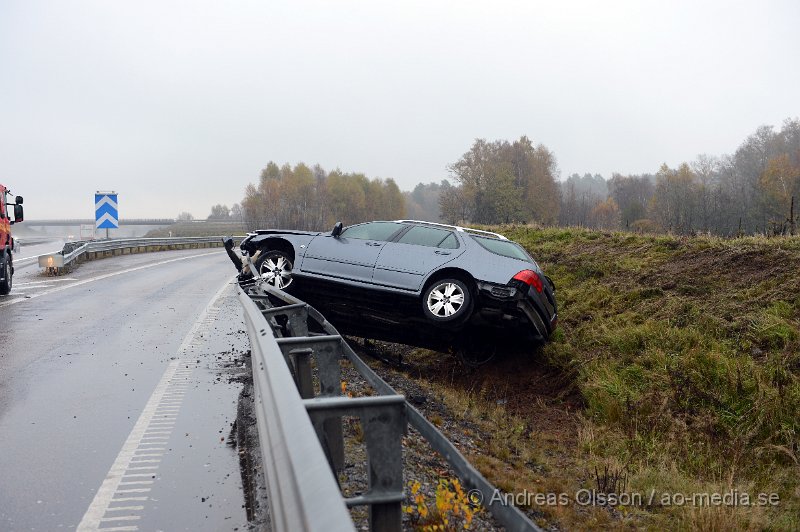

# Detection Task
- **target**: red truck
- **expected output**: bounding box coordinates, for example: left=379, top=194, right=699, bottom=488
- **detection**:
left=0, top=184, right=24, bottom=295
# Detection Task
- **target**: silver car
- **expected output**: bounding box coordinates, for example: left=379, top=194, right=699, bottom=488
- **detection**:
left=230, top=220, right=557, bottom=357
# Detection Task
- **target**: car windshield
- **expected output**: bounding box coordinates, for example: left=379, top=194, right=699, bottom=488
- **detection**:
left=471, top=235, right=532, bottom=261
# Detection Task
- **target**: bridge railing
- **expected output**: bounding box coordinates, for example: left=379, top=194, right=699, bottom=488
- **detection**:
left=237, top=258, right=541, bottom=532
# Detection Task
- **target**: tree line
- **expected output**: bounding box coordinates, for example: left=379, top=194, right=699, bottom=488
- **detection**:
left=229, top=117, right=798, bottom=237
left=239, top=162, right=404, bottom=231
left=559, top=118, right=800, bottom=236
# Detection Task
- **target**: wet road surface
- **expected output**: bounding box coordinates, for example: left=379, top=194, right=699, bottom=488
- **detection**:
left=0, top=249, right=250, bottom=530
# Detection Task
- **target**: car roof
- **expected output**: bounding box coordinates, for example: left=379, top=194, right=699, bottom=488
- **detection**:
left=392, top=220, right=508, bottom=240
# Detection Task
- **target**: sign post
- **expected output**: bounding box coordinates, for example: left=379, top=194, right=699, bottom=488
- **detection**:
left=95, top=191, right=119, bottom=239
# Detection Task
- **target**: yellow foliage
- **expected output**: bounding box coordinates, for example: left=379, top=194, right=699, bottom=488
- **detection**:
left=403, top=477, right=479, bottom=530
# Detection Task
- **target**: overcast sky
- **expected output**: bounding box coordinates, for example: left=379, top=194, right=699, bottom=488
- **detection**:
left=2, top=0, right=798, bottom=219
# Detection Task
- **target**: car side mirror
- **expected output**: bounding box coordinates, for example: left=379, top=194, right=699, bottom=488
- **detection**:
left=331, top=221, right=343, bottom=237
left=15, top=196, right=23, bottom=205
left=13, top=205, right=23, bottom=223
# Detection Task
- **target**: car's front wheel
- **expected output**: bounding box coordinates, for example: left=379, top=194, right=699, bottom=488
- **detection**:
left=256, top=250, right=294, bottom=290
left=422, top=278, right=472, bottom=323
left=0, top=256, right=11, bottom=295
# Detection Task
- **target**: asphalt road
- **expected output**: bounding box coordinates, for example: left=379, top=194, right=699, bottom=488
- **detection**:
left=0, top=249, right=250, bottom=531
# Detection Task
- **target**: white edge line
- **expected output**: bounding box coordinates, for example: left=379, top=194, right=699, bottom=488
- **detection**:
left=76, top=278, right=231, bottom=531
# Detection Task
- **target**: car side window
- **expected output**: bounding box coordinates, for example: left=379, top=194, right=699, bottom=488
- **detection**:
left=340, top=222, right=405, bottom=241
left=397, top=226, right=457, bottom=248
left=471, top=235, right=532, bottom=261
left=438, top=233, right=458, bottom=249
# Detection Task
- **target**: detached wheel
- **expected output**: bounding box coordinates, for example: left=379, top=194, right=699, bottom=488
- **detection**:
left=0, top=256, right=11, bottom=295
left=256, top=250, right=294, bottom=290
left=456, top=343, right=497, bottom=367
left=422, top=278, right=471, bottom=323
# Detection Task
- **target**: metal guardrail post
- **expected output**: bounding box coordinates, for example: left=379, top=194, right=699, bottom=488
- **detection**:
left=276, top=335, right=346, bottom=472
left=287, top=348, right=315, bottom=398
left=305, top=395, right=406, bottom=532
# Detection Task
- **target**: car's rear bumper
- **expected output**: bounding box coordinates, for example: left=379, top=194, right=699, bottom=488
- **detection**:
left=475, top=281, right=557, bottom=340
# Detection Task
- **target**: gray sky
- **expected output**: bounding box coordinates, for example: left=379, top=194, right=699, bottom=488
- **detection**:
left=2, top=0, right=798, bottom=219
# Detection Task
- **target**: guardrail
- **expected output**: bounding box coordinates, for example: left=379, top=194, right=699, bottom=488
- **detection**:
left=238, top=259, right=541, bottom=531
left=37, top=237, right=241, bottom=272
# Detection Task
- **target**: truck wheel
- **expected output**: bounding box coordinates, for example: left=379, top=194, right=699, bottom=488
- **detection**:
left=0, top=256, right=11, bottom=295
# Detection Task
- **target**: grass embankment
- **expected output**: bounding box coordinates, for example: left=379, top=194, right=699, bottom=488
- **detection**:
left=144, top=221, right=246, bottom=238
left=391, top=227, right=799, bottom=530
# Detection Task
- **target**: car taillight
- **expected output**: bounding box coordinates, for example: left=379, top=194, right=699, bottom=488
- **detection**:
left=512, top=269, right=543, bottom=293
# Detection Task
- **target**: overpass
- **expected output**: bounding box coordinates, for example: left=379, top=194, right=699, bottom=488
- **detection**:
left=24, top=218, right=176, bottom=226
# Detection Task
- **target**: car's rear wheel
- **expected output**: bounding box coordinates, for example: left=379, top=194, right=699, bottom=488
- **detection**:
left=422, top=278, right=471, bottom=323
left=256, top=250, right=294, bottom=290
left=455, top=341, right=497, bottom=367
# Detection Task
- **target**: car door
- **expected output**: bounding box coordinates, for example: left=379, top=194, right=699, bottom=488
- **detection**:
left=300, top=221, right=406, bottom=283
left=372, top=226, right=465, bottom=291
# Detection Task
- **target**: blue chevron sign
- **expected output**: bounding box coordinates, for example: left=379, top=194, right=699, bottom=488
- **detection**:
left=95, top=192, right=119, bottom=229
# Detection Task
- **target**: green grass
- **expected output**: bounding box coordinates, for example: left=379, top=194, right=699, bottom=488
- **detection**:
left=492, top=225, right=800, bottom=529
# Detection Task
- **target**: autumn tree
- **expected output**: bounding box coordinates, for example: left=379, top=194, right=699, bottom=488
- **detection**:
left=444, top=137, right=560, bottom=225
left=559, top=173, right=606, bottom=226
left=405, top=181, right=446, bottom=222
left=649, top=163, right=698, bottom=234
left=241, top=162, right=406, bottom=231
left=589, top=197, right=620, bottom=229
left=608, top=173, right=654, bottom=228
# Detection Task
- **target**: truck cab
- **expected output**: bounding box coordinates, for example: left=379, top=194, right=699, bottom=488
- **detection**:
left=0, top=184, right=24, bottom=295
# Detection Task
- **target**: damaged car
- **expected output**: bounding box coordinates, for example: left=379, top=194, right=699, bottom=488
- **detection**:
left=227, top=220, right=557, bottom=360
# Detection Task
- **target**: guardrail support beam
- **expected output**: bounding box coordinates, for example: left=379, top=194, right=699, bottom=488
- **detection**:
left=305, top=395, right=406, bottom=532
left=286, top=348, right=314, bottom=399
left=278, top=336, right=346, bottom=471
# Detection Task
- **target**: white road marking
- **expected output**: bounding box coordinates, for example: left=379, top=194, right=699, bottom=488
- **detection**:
left=0, top=251, right=221, bottom=307
left=18, top=254, right=51, bottom=262
left=14, top=278, right=77, bottom=286
left=77, top=279, right=231, bottom=531
left=100, top=515, right=141, bottom=522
